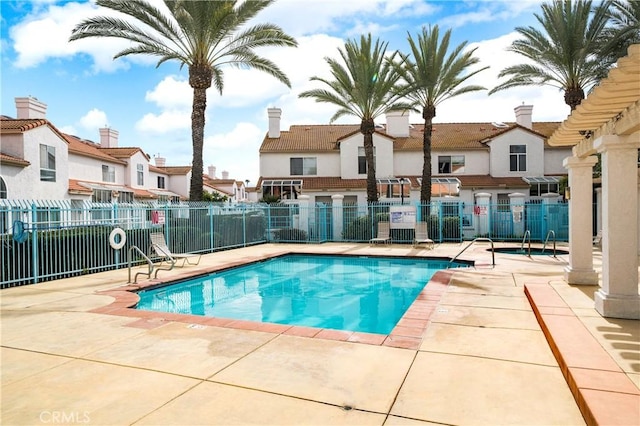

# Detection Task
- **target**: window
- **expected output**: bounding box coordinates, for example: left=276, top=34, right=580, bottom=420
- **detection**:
left=157, top=176, right=165, bottom=189
left=375, top=178, right=407, bottom=199
left=438, top=155, right=465, bottom=174
left=119, top=191, right=134, bottom=203
left=430, top=177, right=460, bottom=197
left=290, top=157, right=317, bottom=176
left=137, top=164, right=144, bottom=185
left=92, top=190, right=111, bottom=203
left=509, top=145, right=527, bottom=171
left=0, top=177, right=6, bottom=199
left=39, top=144, right=56, bottom=182
left=358, top=147, right=376, bottom=174
left=102, top=165, right=115, bottom=182
left=261, top=180, right=302, bottom=200
left=35, top=207, right=61, bottom=230
left=524, top=177, right=559, bottom=196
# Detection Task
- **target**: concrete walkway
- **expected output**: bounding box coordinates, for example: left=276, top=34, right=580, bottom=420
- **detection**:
left=1, top=243, right=638, bottom=425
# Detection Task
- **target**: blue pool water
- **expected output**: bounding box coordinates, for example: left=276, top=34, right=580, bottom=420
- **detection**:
left=136, top=254, right=467, bottom=334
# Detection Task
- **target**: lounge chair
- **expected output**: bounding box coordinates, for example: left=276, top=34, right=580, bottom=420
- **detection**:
left=370, top=221, right=391, bottom=244
left=150, top=232, right=201, bottom=267
left=413, top=222, right=435, bottom=249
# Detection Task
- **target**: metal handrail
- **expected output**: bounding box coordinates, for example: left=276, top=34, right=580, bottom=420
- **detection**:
left=128, top=245, right=154, bottom=283
left=542, top=230, right=557, bottom=257
left=521, top=230, right=531, bottom=256
left=450, top=237, right=495, bottom=266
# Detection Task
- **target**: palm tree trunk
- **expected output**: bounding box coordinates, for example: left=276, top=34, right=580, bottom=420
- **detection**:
left=361, top=118, right=378, bottom=203
left=421, top=105, right=435, bottom=204
left=564, top=87, right=585, bottom=110
left=188, top=65, right=213, bottom=201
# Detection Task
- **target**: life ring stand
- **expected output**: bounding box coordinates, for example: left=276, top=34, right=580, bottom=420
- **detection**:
left=109, top=227, right=127, bottom=250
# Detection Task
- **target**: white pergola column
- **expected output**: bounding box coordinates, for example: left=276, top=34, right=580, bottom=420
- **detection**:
left=563, top=155, right=599, bottom=285
left=594, top=134, right=640, bottom=319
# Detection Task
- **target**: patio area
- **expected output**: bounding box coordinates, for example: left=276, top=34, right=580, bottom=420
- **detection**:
left=1, top=242, right=638, bottom=425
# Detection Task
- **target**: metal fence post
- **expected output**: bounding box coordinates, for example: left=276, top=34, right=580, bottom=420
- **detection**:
left=30, top=203, right=38, bottom=284
left=209, top=204, right=215, bottom=251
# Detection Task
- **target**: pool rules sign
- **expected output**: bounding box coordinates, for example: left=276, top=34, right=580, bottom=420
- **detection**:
left=390, top=206, right=417, bottom=229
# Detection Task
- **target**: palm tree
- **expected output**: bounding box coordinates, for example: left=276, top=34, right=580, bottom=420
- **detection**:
left=69, top=0, right=297, bottom=201
left=394, top=25, right=488, bottom=204
left=299, top=34, right=408, bottom=203
left=489, top=0, right=611, bottom=111
left=597, top=0, right=640, bottom=70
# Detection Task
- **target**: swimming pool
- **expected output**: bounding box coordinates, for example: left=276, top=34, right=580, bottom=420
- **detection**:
left=136, top=254, right=468, bottom=334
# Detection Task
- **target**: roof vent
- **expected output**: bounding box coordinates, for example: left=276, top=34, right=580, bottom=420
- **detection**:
left=491, top=122, right=509, bottom=128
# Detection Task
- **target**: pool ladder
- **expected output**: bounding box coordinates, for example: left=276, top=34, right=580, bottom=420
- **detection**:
left=542, top=230, right=557, bottom=257
left=127, top=245, right=175, bottom=283
left=450, top=237, right=495, bottom=267
left=521, top=230, right=531, bottom=256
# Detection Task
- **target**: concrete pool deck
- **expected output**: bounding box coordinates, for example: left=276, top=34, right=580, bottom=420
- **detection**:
left=1, top=242, right=638, bottom=425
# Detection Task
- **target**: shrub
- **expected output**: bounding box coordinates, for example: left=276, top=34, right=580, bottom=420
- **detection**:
left=274, top=228, right=307, bottom=242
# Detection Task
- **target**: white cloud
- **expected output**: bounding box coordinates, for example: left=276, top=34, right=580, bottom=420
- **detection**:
left=9, top=1, right=158, bottom=73
left=203, top=122, right=263, bottom=183
left=437, top=0, right=541, bottom=30
left=79, top=108, right=108, bottom=130
left=144, top=76, right=192, bottom=109
left=432, top=32, right=572, bottom=123
left=260, top=0, right=438, bottom=36
left=135, top=110, right=191, bottom=133
left=57, top=124, right=78, bottom=136
left=135, top=33, right=344, bottom=135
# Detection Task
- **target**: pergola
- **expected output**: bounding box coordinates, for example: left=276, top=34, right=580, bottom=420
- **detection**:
left=548, top=44, right=640, bottom=319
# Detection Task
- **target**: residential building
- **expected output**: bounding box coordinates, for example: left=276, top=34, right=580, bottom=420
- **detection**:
left=0, top=97, right=247, bottom=207
left=258, top=105, right=571, bottom=206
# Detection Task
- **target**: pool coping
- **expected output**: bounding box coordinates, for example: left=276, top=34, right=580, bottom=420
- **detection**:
left=90, top=252, right=459, bottom=350
left=524, top=283, right=640, bottom=426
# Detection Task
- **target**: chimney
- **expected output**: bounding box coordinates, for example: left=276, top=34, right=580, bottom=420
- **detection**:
left=514, top=104, right=533, bottom=129
left=208, top=165, right=217, bottom=179
left=385, top=110, right=410, bottom=137
left=267, top=107, right=281, bottom=138
left=155, top=156, right=166, bottom=167
left=222, top=170, right=229, bottom=180
left=15, top=97, right=47, bottom=119
left=99, top=127, right=119, bottom=148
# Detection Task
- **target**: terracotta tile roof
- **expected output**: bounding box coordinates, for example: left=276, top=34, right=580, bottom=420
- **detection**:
left=456, top=174, right=531, bottom=188
left=257, top=174, right=530, bottom=191
left=68, top=178, right=169, bottom=200
left=149, top=165, right=168, bottom=173
left=156, top=166, right=191, bottom=175
left=259, top=121, right=561, bottom=153
left=204, top=177, right=236, bottom=185
left=68, top=179, right=93, bottom=194
left=257, top=176, right=367, bottom=190
left=0, top=152, right=30, bottom=167
left=0, top=117, right=69, bottom=144
left=64, top=134, right=127, bottom=164
left=100, top=147, right=150, bottom=160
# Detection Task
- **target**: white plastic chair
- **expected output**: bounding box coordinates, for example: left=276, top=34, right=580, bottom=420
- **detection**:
left=150, top=232, right=201, bottom=267
left=369, top=222, right=391, bottom=244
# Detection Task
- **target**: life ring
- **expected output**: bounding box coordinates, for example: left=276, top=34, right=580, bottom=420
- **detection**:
left=109, top=227, right=127, bottom=250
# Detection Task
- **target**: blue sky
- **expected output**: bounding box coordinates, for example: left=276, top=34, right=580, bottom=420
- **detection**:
left=1, top=0, right=573, bottom=185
